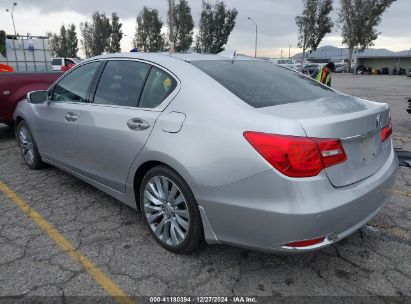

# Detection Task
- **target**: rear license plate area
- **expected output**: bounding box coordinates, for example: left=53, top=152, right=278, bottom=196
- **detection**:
left=359, top=135, right=379, bottom=163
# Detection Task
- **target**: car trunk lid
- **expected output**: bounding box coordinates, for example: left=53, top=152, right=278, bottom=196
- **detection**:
left=259, top=95, right=391, bottom=187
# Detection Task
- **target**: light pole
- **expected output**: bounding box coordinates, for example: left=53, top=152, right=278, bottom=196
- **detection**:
left=247, top=17, right=257, bottom=58
left=5, top=2, right=18, bottom=71
left=5, top=2, right=18, bottom=37
left=123, top=34, right=134, bottom=51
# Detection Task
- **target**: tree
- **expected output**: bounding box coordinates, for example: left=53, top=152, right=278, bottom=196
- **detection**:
left=196, top=1, right=238, bottom=54
left=0, top=30, right=7, bottom=57
left=108, top=12, right=123, bottom=53
left=134, top=7, right=164, bottom=52
left=59, top=25, right=67, bottom=57
left=338, top=0, right=396, bottom=71
left=48, top=24, right=78, bottom=58
left=48, top=32, right=61, bottom=57
left=80, top=11, right=112, bottom=57
left=295, top=0, right=333, bottom=67
left=169, top=0, right=194, bottom=52
left=80, top=22, right=92, bottom=58
left=66, top=24, right=79, bottom=58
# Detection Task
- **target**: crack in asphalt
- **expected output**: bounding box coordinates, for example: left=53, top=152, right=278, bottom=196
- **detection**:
left=0, top=75, right=410, bottom=297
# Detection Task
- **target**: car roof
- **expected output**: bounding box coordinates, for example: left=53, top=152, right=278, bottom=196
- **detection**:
left=82, top=52, right=263, bottom=80
left=91, top=52, right=258, bottom=63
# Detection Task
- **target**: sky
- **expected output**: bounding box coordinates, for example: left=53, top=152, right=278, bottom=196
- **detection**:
left=1, top=0, right=410, bottom=58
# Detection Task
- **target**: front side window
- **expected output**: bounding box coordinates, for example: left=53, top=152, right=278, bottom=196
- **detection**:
left=139, top=67, right=177, bottom=109
left=52, top=61, right=100, bottom=102
left=93, top=60, right=151, bottom=107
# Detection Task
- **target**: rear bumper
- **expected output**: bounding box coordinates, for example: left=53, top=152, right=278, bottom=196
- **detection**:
left=193, top=147, right=398, bottom=253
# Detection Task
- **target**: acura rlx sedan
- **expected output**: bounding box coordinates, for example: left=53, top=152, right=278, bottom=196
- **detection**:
left=14, top=53, right=398, bottom=253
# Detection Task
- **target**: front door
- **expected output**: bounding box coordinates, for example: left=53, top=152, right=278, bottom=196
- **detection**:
left=34, top=61, right=101, bottom=169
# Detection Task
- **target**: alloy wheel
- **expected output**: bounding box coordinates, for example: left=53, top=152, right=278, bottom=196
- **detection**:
left=143, top=176, right=190, bottom=246
left=18, top=124, right=34, bottom=165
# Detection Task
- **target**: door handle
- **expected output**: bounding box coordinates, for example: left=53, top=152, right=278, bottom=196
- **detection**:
left=127, top=118, right=150, bottom=131
left=65, top=112, right=78, bottom=122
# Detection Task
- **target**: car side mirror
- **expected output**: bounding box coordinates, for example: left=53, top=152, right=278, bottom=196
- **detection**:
left=27, top=90, right=48, bottom=104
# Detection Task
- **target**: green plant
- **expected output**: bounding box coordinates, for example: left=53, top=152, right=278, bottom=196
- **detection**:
left=0, top=30, right=6, bottom=57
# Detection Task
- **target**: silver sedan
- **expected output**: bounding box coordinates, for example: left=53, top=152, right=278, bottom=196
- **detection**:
left=14, top=53, right=398, bottom=253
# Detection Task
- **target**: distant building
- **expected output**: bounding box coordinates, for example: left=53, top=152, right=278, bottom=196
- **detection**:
left=293, top=45, right=411, bottom=69
left=356, top=55, right=411, bottom=75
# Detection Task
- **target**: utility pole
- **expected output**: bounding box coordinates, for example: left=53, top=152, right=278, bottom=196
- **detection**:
left=247, top=17, right=257, bottom=58
left=5, top=2, right=18, bottom=71
left=281, top=49, right=283, bottom=59
left=5, top=2, right=18, bottom=37
left=168, top=0, right=175, bottom=53
left=288, top=45, right=291, bottom=59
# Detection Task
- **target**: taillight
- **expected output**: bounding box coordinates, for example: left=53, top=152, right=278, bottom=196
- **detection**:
left=381, top=114, right=392, bottom=142
left=243, top=132, right=347, bottom=178
left=316, top=138, right=347, bottom=168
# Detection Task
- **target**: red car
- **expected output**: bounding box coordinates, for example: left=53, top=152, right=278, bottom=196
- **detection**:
left=0, top=71, right=62, bottom=125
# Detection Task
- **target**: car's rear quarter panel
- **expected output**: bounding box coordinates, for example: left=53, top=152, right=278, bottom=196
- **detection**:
left=128, top=60, right=307, bottom=188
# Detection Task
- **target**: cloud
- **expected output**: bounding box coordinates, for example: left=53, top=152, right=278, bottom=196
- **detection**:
left=1, top=0, right=409, bottom=57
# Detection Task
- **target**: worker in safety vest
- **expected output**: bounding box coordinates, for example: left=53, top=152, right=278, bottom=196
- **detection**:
left=311, top=62, right=335, bottom=87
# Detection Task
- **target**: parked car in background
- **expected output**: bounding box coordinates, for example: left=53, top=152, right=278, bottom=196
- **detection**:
left=14, top=53, right=397, bottom=254
left=271, top=58, right=301, bottom=70
left=60, top=63, right=76, bottom=72
left=378, top=67, right=390, bottom=75
left=302, top=63, right=320, bottom=74
left=334, top=63, right=348, bottom=73
left=0, top=71, right=62, bottom=125
left=51, top=57, right=81, bottom=71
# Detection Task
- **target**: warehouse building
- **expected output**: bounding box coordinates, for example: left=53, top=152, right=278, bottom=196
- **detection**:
left=356, top=55, right=411, bottom=75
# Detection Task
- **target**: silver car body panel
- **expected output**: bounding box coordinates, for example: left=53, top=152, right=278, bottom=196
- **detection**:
left=13, top=52, right=398, bottom=253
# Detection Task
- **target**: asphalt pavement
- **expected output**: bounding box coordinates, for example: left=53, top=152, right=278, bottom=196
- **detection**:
left=0, top=74, right=410, bottom=301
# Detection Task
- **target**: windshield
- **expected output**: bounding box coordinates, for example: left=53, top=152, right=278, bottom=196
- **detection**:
left=191, top=60, right=336, bottom=108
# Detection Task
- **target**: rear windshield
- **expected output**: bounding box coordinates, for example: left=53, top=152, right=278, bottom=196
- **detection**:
left=191, top=60, right=336, bottom=108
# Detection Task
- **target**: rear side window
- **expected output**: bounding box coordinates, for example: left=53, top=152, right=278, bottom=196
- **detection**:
left=139, top=67, right=177, bottom=109
left=191, top=60, right=335, bottom=108
left=52, top=61, right=100, bottom=102
left=52, top=58, right=62, bottom=65
left=93, top=60, right=151, bottom=107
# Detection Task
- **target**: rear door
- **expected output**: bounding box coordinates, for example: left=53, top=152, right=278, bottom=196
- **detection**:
left=34, top=61, right=101, bottom=168
left=76, top=60, right=178, bottom=193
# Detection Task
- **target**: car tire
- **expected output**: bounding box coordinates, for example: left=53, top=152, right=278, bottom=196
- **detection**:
left=16, top=120, right=44, bottom=170
left=140, top=165, right=204, bottom=253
